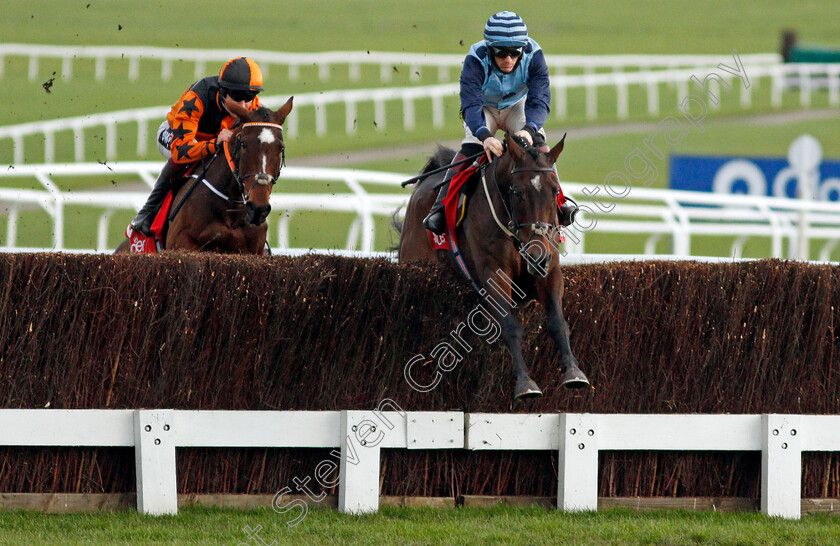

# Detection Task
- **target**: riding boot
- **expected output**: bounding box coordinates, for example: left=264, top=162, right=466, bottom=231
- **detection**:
left=130, top=160, right=180, bottom=236
left=423, top=152, right=468, bottom=235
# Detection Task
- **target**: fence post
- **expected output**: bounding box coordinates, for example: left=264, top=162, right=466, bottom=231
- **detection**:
left=761, top=414, right=801, bottom=519
left=134, top=409, right=177, bottom=515
left=557, top=413, right=599, bottom=512
left=338, top=410, right=381, bottom=514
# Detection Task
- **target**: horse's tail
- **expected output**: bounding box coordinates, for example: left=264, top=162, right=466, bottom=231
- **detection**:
left=390, top=205, right=404, bottom=235
left=388, top=205, right=404, bottom=254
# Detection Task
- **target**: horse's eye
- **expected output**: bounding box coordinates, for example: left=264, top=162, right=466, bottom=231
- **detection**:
left=240, top=141, right=247, bottom=150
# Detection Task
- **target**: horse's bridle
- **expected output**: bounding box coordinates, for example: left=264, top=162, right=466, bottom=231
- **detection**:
left=480, top=159, right=559, bottom=250
left=221, top=121, right=286, bottom=202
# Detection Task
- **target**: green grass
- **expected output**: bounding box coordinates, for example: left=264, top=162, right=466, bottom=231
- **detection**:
left=4, top=1, right=839, bottom=55
left=0, top=505, right=837, bottom=545
left=2, top=0, right=839, bottom=138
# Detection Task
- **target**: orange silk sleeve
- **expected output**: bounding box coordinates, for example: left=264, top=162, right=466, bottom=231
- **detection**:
left=166, top=90, right=215, bottom=164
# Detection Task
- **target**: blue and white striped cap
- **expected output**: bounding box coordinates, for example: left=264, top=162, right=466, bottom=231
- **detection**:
left=483, top=11, right=528, bottom=47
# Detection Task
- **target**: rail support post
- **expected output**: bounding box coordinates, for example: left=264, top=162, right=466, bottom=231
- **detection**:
left=558, top=413, right=599, bottom=512
left=134, top=409, right=177, bottom=515
left=338, top=410, right=382, bottom=514
left=761, top=414, right=801, bottom=519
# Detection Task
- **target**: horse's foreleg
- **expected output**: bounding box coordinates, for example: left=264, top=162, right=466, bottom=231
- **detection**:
left=495, top=308, right=543, bottom=400
left=545, top=298, right=590, bottom=389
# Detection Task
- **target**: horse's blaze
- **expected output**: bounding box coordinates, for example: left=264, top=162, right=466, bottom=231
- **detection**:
left=258, top=128, right=275, bottom=144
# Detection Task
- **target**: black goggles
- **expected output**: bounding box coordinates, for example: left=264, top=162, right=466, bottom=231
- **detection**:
left=229, top=90, right=258, bottom=102
left=491, top=46, right=524, bottom=59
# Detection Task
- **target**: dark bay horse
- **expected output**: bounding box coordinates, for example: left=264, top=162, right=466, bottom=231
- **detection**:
left=117, top=97, right=293, bottom=254
left=399, top=133, right=590, bottom=400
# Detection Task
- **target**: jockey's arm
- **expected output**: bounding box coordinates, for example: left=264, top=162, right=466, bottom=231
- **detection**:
left=460, top=55, right=493, bottom=143
left=522, top=49, right=551, bottom=147
left=461, top=55, right=501, bottom=160
left=167, top=91, right=217, bottom=164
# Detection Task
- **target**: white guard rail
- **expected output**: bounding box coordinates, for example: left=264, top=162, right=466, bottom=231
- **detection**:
left=2, top=162, right=840, bottom=261
left=467, top=413, right=840, bottom=519
left=0, top=43, right=781, bottom=84
left=3, top=62, right=837, bottom=165
left=0, top=408, right=463, bottom=516
left=0, top=409, right=837, bottom=519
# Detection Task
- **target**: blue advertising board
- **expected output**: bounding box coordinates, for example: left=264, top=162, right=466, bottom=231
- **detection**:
left=669, top=136, right=840, bottom=201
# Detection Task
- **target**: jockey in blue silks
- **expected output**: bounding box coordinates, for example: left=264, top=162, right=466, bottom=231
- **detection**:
left=424, top=11, right=552, bottom=235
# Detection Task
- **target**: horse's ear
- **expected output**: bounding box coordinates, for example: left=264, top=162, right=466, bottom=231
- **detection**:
left=276, top=96, right=294, bottom=124
left=224, top=95, right=251, bottom=120
left=549, top=133, right=566, bottom=164
left=505, top=131, right=524, bottom=161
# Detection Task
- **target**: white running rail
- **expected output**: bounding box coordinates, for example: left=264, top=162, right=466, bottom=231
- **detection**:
left=0, top=43, right=781, bottom=84
left=2, top=163, right=840, bottom=261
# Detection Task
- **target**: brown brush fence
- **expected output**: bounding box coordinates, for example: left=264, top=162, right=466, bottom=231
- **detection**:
left=0, top=253, right=838, bottom=500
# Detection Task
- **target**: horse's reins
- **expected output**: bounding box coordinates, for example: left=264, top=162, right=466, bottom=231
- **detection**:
left=168, top=154, right=219, bottom=221
left=480, top=159, right=558, bottom=250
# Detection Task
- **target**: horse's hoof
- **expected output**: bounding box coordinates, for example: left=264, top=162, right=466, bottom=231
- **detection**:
left=514, top=379, right=543, bottom=401
left=561, top=367, right=591, bottom=389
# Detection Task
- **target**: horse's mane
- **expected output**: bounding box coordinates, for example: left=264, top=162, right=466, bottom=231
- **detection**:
left=421, top=146, right=457, bottom=175
left=509, top=133, right=542, bottom=161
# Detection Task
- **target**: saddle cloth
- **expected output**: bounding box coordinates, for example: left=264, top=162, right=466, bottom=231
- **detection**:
left=427, top=156, right=486, bottom=251
left=125, top=192, right=173, bottom=254
left=428, top=193, right=468, bottom=250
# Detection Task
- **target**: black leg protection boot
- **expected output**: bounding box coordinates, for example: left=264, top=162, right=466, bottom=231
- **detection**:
left=423, top=152, right=469, bottom=235
left=130, top=160, right=179, bottom=236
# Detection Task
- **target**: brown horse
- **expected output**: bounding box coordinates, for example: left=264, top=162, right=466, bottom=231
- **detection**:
left=399, top=133, right=589, bottom=400
left=116, top=97, right=293, bottom=254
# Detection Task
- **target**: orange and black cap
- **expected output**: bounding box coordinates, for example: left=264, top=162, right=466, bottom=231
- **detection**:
left=219, top=57, right=264, bottom=94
